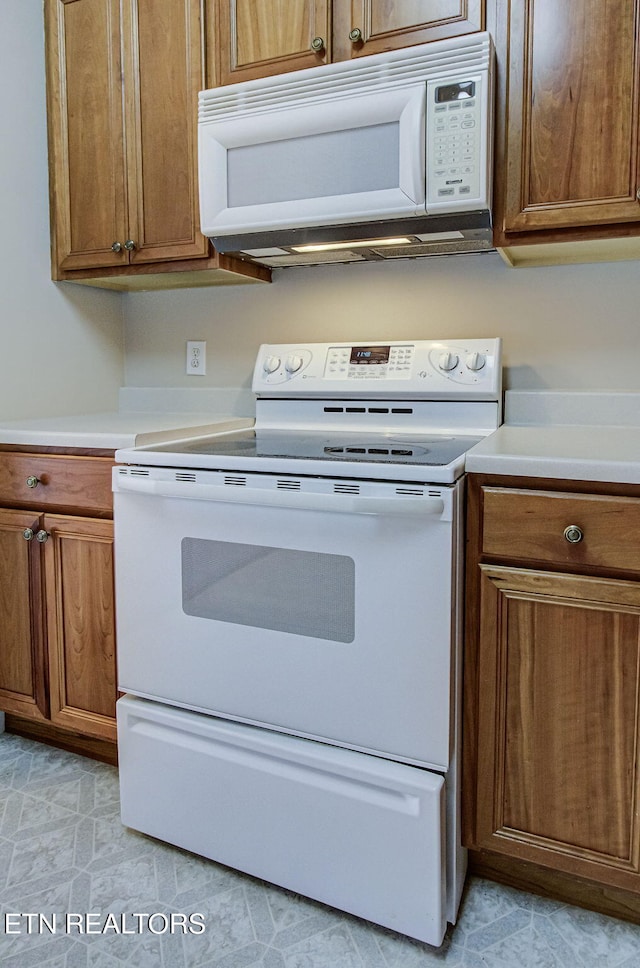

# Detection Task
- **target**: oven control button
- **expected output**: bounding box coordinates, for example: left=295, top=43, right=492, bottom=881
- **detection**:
left=465, top=351, right=486, bottom=371
left=263, top=355, right=281, bottom=374
left=285, top=354, right=304, bottom=374
left=438, top=352, right=459, bottom=371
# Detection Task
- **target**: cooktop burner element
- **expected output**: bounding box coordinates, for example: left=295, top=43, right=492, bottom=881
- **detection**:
left=116, top=339, right=502, bottom=484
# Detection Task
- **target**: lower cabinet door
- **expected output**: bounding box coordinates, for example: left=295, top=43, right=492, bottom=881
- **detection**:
left=44, top=514, right=117, bottom=741
left=474, top=565, right=640, bottom=890
left=0, top=508, right=47, bottom=720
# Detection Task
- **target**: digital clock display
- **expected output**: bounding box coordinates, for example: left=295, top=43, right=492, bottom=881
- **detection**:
left=349, top=346, right=391, bottom=365
left=436, top=80, right=476, bottom=103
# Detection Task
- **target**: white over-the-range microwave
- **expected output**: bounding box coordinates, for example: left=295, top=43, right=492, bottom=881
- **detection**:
left=198, top=32, right=494, bottom=268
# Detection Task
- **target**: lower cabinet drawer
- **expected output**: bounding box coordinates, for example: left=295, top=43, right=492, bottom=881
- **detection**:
left=482, top=487, right=640, bottom=572
left=0, top=453, right=113, bottom=513
left=117, top=694, right=447, bottom=946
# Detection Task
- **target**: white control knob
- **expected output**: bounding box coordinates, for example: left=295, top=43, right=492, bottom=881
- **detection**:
left=263, top=355, right=281, bottom=374
left=438, top=352, right=459, bottom=372
left=285, top=354, right=304, bottom=374
left=466, top=352, right=486, bottom=371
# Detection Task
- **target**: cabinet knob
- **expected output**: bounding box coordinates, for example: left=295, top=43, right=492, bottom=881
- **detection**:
left=35, top=529, right=50, bottom=544
left=111, top=241, right=123, bottom=252
left=310, top=36, right=325, bottom=52
left=26, top=475, right=40, bottom=488
left=564, top=524, right=583, bottom=544
left=349, top=27, right=363, bottom=42
left=124, top=239, right=137, bottom=251
left=23, top=528, right=35, bottom=541
left=636, top=188, right=640, bottom=201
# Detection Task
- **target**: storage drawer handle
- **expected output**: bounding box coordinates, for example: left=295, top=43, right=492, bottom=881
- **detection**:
left=26, top=475, right=40, bottom=488
left=564, top=524, right=583, bottom=544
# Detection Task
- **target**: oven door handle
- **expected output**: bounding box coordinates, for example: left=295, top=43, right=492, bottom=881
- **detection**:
left=115, top=475, right=445, bottom=517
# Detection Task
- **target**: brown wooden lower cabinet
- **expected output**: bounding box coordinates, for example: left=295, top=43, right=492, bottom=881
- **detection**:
left=0, top=451, right=117, bottom=758
left=465, top=474, right=640, bottom=920
left=0, top=508, right=48, bottom=721
left=44, top=514, right=117, bottom=742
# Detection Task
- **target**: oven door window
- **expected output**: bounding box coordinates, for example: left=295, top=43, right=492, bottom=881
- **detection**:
left=181, top=538, right=355, bottom=643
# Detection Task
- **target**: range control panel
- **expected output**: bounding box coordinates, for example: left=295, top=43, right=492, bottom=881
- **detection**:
left=253, top=339, right=502, bottom=400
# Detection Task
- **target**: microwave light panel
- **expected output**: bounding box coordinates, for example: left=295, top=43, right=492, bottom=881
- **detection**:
left=291, top=237, right=412, bottom=253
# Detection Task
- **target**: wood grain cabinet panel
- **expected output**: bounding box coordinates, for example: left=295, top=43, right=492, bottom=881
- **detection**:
left=44, top=515, right=117, bottom=742
left=46, top=0, right=127, bottom=271
left=45, top=0, right=270, bottom=288
left=0, top=453, right=117, bottom=750
left=215, top=0, right=332, bottom=83
left=0, top=509, right=47, bottom=721
left=0, top=454, right=113, bottom=515
left=497, top=0, right=640, bottom=237
left=465, top=477, right=640, bottom=910
left=482, top=487, right=640, bottom=572
left=122, top=0, right=209, bottom=264
left=47, top=0, right=207, bottom=272
left=213, top=0, right=484, bottom=84
left=474, top=565, right=640, bottom=888
left=343, top=1, right=483, bottom=58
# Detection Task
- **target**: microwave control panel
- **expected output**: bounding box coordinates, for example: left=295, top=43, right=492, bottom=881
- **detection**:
left=254, top=339, right=501, bottom=399
left=426, top=71, right=490, bottom=213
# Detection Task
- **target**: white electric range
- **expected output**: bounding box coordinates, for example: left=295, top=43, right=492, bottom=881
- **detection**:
left=113, top=338, right=502, bottom=947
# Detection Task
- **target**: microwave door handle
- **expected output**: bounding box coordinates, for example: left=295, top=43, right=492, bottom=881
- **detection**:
left=114, top=475, right=444, bottom=517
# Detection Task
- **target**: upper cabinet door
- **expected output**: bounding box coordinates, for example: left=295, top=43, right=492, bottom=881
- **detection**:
left=336, top=1, right=484, bottom=60
left=501, top=0, right=640, bottom=234
left=46, top=0, right=128, bottom=271
left=215, top=0, right=332, bottom=84
left=123, top=0, right=209, bottom=263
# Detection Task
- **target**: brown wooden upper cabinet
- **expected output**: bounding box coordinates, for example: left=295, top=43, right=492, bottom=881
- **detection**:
left=214, top=1, right=485, bottom=85
left=46, top=0, right=208, bottom=273
left=496, top=0, right=640, bottom=243
left=45, top=0, right=269, bottom=287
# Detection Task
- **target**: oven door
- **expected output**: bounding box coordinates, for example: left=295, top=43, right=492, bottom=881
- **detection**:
left=113, top=468, right=461, bottom=769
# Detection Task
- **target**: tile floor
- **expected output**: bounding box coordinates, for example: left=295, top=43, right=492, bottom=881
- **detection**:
left=1, top=731, right=640, bottom=967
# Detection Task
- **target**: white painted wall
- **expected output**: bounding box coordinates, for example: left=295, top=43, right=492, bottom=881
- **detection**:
left=0, top=2, right=123, bottom=421
left=123, top=252, right=640, bottom=394
left=12, top=5, right=640, bottom=418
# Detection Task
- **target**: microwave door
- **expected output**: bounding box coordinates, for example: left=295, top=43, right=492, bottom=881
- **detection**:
left=199, top=85, right=426, bottom=236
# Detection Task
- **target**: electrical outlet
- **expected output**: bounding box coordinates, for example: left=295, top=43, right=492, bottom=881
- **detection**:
left=186, top=340, right=206, bottom=376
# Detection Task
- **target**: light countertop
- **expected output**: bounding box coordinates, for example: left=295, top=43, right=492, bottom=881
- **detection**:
left=0, top=411, right=252, bottom=450
left=466, top=391, right=640, bottom=484
left=0, top=388, right=255, bottom=450
left=466, top=424, right=640, bottom=484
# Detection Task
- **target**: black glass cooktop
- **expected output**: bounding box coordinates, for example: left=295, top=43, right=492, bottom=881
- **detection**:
left=148, top=429, right=482, bottom=467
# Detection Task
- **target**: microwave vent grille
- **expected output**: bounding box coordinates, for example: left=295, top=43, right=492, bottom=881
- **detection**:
left=199, top=34, right=491, bottom=121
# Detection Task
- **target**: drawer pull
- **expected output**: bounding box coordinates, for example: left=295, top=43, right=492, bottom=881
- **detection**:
left=35, top=529, right=49, bottom=544
left=22, top=528, right=35, bottom=541
left=564, top=524, right=584, bottom=544
left=26, top=475, right=40, bottom=488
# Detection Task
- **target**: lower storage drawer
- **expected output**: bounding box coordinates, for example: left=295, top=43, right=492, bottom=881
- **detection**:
left=482, top=487, right=640, bottom=571
left=117, top=694, right=447, bottom=945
